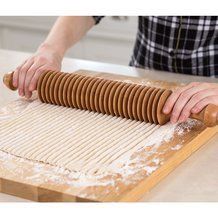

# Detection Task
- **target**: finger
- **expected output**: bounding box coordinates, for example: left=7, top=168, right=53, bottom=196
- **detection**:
left=29, top=67, right=47, bottom=91
left=170, top=85, right=209, bottom=123
left=178, top=89, right=217, bottom=123
left=162, top=82, right=200, bottom=114
left=18, top=59, right=34, bottom=96
left=13, top=68, right=20, bottom=88
left=12, top=60, right=27, bottom=88
left=24, top=63, right=44, bottom=98
left=191, top=95, right=218, bottom=114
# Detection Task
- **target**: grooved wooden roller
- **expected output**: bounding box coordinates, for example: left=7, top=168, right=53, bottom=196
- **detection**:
left=3, top=71, right=218, bottom=127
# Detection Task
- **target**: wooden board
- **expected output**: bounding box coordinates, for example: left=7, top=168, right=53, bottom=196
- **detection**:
left=0, top=70, right=217, bottom=202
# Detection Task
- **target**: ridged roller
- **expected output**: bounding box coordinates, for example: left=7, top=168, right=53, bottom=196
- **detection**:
left=3, top=71, right=218, bottom=127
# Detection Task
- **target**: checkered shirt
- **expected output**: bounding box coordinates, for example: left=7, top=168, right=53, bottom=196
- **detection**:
left=93, top=16, right=218, bottom=78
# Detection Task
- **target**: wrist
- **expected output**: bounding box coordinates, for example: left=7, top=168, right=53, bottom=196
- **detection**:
left=37, top=42, right=66, bottom=60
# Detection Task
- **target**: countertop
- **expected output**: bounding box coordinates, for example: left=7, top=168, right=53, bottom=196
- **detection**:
left=0, top=49, right=217, bottom=202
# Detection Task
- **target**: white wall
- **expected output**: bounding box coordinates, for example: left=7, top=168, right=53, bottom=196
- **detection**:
left=0, top=16, right=138, bottom=65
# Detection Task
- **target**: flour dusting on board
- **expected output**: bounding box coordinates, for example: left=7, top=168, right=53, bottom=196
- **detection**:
left=106, top=119, right=198, bottom=179
left=0, top=98, right=200, bottom=191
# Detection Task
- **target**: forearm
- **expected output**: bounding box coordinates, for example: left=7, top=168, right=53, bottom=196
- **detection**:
left=38, top=16, right=95, bottom=58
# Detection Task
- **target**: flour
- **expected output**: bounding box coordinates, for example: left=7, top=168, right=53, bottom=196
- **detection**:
left=106, top=119, right=200, bottom=180
left=0, top=150, right=116, bottom=189
left=106, top=123, right=177, bottom=178
left=144, top=166, right=159, bottom=175
left=171, top=144, right=182, bottom=151
left=152, top=158, right=160, bottom=165
left=139, top=122, right=178, bottom=148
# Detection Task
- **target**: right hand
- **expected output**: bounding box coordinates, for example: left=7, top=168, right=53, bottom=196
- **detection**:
left=13, top=43, right=63, bottom=99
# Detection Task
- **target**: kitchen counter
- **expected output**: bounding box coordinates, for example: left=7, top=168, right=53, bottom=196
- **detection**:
left=0, top=49, right=217, bottom=202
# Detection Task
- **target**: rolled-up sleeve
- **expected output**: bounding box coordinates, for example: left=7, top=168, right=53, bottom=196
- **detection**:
left=92, top=16, right=105, bottom=25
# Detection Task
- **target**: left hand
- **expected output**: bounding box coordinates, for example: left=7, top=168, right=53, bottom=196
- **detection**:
left=162, top=82, right=218, bottom=124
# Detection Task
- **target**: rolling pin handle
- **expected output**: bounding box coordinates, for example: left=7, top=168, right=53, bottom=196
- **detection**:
left=3, top=72, right=17, bottom=91
left=190, top=104, right=218, bottom=127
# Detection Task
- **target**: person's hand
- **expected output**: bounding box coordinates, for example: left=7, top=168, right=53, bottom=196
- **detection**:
left=13, top=43, right=62, bottom=99
left=162, top=82, right=218, bottom=124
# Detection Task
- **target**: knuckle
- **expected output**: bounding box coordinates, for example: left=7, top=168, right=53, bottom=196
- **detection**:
left=33, top=73, right=41, bottom=81
left=191, top=93, right=201, bottom=102
left=190, top=82, right=199, bottom=86
left=36, top=70, right=46, bottom=78
left=180, top=92, right=190, bottom=99
left=35, top=69, right=44, bottom=75
left=37, top=56, right=47, bottom=62
left=27, top=69, right=35, bottom=75
left=20, top=66, right=28, bottom=73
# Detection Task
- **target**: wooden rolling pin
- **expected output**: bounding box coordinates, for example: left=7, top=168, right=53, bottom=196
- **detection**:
left=3, top=71, right=218, bottom=127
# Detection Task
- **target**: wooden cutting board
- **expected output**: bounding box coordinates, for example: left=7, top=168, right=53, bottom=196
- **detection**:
left=0, top=70, right=217, bottom=202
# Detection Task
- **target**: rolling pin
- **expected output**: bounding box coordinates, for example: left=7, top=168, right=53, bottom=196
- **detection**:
left=3, top=71, right=218, bottom=127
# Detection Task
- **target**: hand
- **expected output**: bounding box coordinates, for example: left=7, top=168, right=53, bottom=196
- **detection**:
left=13, top=43, right=63, bottom=99
left=162, top=82, right=218, bottom=124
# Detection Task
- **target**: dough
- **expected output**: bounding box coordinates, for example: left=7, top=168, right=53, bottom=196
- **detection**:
left=0, top=99, right=162, bottom=175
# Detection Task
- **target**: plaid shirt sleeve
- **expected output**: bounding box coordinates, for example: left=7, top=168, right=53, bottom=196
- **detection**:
left=92, top=16, right=104, bottom=25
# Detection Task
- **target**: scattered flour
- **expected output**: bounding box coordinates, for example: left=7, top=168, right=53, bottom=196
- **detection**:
left=171, top=144, right=182, bottom=151
left=0, top=150, right=116, bottom=188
